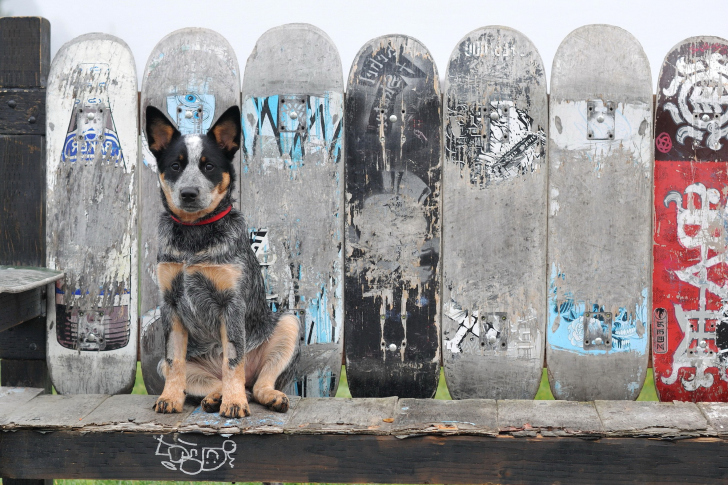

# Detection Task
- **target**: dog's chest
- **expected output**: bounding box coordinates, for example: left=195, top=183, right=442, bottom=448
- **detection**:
left=158, top=261, right=242, bottom=316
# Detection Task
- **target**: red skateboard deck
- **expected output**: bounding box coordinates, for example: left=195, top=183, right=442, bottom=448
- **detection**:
left=653, top=37, right=728, bottom=401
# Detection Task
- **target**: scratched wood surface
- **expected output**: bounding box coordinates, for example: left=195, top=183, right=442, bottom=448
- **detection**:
left=45, top=33, right=138, bottom=395
left=546, top=25, right=653, bottom=400
left=2, top=391, right=728, bottom=485
left=652, top=37, right=728, bottom=403
left=284, top=396, right=398, bottom=434
left=392, top=398, right=497, bottom=436
left=0, top=387, right=43, bottom=424
left=180, top=396, right=300, bottom=434
left=0, top=265, right=62, bottom=293
left=442, top=26, right=547, bottom=400
left=139, top=28, right=241, bottom=394
left=240, top=24, right=344, bottom=397
left=345, top=35, right=441, bottom=398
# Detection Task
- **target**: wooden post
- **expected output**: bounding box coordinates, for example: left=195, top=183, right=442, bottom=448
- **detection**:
left=0, top=16, right=53, bottom=485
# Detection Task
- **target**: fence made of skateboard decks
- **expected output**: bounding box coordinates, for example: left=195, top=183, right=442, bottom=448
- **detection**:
left=3, top=16, right=728, bottom=485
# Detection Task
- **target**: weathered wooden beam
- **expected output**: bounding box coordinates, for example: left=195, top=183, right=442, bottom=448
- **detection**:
left=0, top=90, right=44, bottom=135
left=0, top=316, right=45, bottom=359
left=0, top=288, right=41, bottom=332
left=0, top=361, right=51, bottom=391
left=0, top=17, right=50, bottom=89
left=0, top=135, right=45, bottom=267
left=0, top=431, right=727, bottom=484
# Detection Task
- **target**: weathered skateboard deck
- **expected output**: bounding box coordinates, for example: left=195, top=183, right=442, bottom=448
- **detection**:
left=140, top=28, right=240, bottom=394
left=547, top=25, right=653, bottom=400
left=653, top=37, right=728, bottom=402
left=240, top=24, right=343, bottom=397
left=442, top=26, right=548, bottom=399
left=345, top=35, right=441, bottom=398
left=46, top=33, right=138, bottom=394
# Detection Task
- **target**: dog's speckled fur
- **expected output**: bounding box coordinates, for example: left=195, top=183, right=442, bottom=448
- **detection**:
left=146, top=105, right=299, bottom=417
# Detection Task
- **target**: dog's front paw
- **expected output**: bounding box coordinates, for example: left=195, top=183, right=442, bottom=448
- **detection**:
left=258, top=389, right=289, bottom=413
left=154, top=395, right=184, bottom=414
left=220, top=399, right=251, bottom=418
left=201, top=392, right=223, bottom=413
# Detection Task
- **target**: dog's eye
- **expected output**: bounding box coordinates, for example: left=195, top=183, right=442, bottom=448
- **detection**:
left=170, top=163, right=180, bottom=171
left=205, top=163, right=215, bottom=172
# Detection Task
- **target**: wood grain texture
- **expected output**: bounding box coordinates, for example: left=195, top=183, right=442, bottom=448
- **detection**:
left=699, top=402, right=728, bottom=437
left=0, top=17, right=50, bottom=89
left=345, top=35, right=441, bottom=398
left=595, top=400, right=710, bottom=438
left=81, top=394, right=195, bottom=432
left=547, top=24, right=653, bottom=400
left=0, top=360, right=51, bottom=391
left=1, top=431, right=728, bottom=484
left=241, top=23, right=343, bottom=397
left=0, top=387, right=43, bottom=423
left=393, top=398, right=497, bottom=436
left=498, top=399, right=602, bottom=437
left=0, top=316, right=46, bottom=359
left=180, top=396, right=300, bottom=434
left=0, top=266, right=63, bottom=293
left=0, top=288, right=41, bottom=332
left=45, top=33, right=138, bottom=395
left=0, top=90, right=45, bottom=134
left=139, top=27, right=240, bottom=394
left=1, top=393, right=108, bottom=428
left=284, top=396, right=397, bottom=434
left=0, top=135, right=45, bottom=267
left=442, top=26, right=547, bottom=400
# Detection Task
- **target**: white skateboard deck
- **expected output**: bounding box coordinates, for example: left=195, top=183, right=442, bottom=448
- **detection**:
left=46, top=33, right=138, bottom=394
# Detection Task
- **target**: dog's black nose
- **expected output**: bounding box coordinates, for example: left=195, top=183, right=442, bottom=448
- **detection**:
left=180, top=187, right=199, bottom=202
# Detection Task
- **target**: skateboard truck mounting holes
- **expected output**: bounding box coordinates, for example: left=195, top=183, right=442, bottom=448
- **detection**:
left=278, top=95, right=308, bottom=133
left=587, top=100, right=615, bottom=140
left=480, top=312, right=509, bottom=351
left=583, top=311, right=612, bottom=350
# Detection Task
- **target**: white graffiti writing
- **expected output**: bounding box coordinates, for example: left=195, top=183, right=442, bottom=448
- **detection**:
left=663, top=53, right=728, bottom=150
left=155, top=435, right=236, bottom=475
left=662, top=183, right=728, bottom=390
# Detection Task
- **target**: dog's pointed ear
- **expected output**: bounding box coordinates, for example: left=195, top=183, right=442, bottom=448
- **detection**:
left=207, top=106, right=241, bottom=159
left=146, top=106, right=180, bottom=158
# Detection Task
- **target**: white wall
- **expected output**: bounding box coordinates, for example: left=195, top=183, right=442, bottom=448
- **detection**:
left=5, top=0, right=728, bottom=90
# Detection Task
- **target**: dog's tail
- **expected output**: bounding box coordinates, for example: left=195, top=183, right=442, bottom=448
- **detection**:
left=273, top=312, right=302, bottom=391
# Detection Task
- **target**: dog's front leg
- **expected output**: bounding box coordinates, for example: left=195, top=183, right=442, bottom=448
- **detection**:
left=220, top=314, right=250, bottom=418
left=155, top=308, right=188, bottom=413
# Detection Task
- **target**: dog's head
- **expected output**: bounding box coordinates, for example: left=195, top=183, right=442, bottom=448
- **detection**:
left=145, top=105, right=241, bottom=222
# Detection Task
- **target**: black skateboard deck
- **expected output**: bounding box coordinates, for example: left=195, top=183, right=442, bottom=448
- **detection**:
left=344, top=35, right=441, bottom=398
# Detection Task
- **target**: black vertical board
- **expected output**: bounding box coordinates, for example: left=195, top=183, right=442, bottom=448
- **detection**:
left=0, top=17, right=50, bottom=89
left=0, top=316, right=46, bottom=359
left=0, top=136, right=45, bottom=266
left=345, top=37, right=441, bottom=398
left=0, top=26, right=52, bottom=485
left=0, top=360, right=52, bottom=391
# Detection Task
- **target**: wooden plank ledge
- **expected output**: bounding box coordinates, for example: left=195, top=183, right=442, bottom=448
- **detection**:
left=0, top=390, right=727, bottom=484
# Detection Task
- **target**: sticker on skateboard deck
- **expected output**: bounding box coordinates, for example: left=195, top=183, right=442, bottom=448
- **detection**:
left=344, top=35, right=441, bottom=398
left=241, top=24, right=343, bottom=397
left=653, top=37, right=728, bottom=402
left=46, top=33, right=138, bottom=394
left=442, top=26, right=548, bottom=399
left=139, top=28, right=241, bottom=394
left=546, top=25, right=653, bottom=400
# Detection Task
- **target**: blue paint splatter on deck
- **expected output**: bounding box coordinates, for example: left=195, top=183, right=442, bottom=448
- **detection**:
left=548, top=263, right=647, bottom=355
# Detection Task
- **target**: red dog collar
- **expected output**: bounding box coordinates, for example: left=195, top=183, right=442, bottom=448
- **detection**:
left=170, top=205, right=232, bottom=226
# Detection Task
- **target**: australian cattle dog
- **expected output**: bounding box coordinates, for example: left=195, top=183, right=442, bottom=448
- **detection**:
left=145, top=105, right=299, bottom=417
